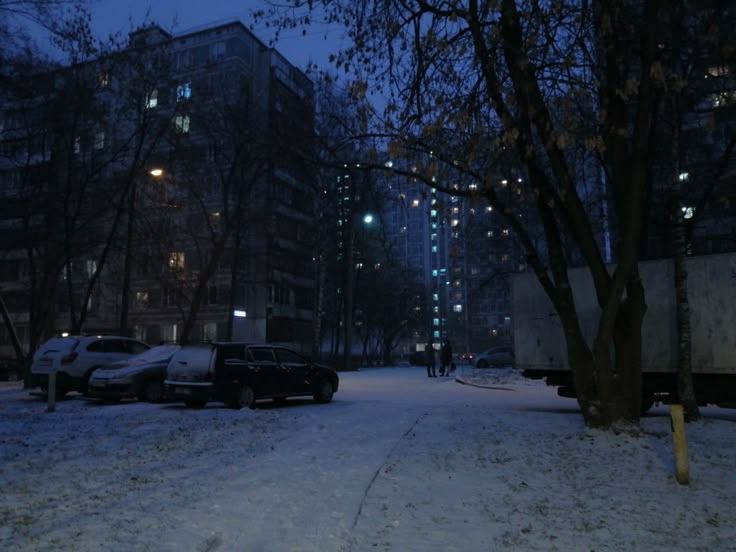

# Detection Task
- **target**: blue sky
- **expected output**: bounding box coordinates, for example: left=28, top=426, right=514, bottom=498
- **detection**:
left=88, top=0, right=346, bottom=71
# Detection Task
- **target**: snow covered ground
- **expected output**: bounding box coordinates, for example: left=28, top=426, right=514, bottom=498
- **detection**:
left=0, top=366, right=734, bottom=551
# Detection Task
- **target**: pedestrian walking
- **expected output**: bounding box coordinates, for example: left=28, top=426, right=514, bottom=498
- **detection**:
left=440, top=339, right=453, bottom=376
left=424, top=339, right=437, bottom=377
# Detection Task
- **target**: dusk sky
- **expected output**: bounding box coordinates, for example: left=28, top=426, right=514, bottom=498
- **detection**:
left=88, top=0, right=346, bottom=72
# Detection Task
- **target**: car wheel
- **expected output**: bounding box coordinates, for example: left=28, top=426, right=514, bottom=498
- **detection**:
left=139, top=380, right=164, bottom=403
left=185, top=399, right=207, bottom=408
left=230, top=385, right=255, bottom=410
left=81, top=369, right=97, bottom=395
left=476, top=360, right=488, bottom=368
left=314, top=379, right=334, bottom=404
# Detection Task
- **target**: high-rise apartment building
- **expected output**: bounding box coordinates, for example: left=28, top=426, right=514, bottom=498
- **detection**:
left=0, top=20, right=316, bottom=359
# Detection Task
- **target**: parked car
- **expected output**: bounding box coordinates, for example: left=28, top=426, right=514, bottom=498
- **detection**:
left=30, top=336, right=150, bottom=397
left=87, top=344, right=181, bottom=403
left=473, top=346, right=515, bottom=368
left=165, top=343, right=339, bottom=409
left=459, top=352, right=476, bottom=364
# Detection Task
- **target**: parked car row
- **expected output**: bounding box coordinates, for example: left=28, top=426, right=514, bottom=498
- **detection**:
left=30, top=336, right=339, bottom=409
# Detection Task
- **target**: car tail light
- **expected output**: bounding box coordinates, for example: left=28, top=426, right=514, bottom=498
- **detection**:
left=61, top=352, right=78, bottom=364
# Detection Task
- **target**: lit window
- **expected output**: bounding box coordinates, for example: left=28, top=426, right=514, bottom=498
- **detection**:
left=678, top=172, right=689, bottom=182
left=177, top=82, right=192, bottom=101
left=452, top=207, right=459, bottom=214
left=430, top=209, right=437, bottom=217
left=433, top=318, right=439, bottom=326
left=84, top=260, right=97, bottom=277
left=433, top=306, right=439, bottom=313
left=487, top=230, right=494, bottom=238
left=432, top=269, right=438, bottom=277
left=431, top=233, right=437, bottom=241
left=469, top=183, right=478, bottom=190
left=146, top=89, right=158, bottom=109
left=411, top=199, right=420, bottom=207
left=502, top=228, right=510, bottom=236
left=174, top=115, right=190, bottom=133
left=707, top=66, right=729, bottom=77
left=94, top=131, right=105, bottom=150
left=453, top=304, right=462, bottom=313
left=168, top=251, right=185, bottom=271
left=485, top=206, right=493, bottom=213
left=432, top=245, right=437, bottom=253
left=712, top=91, right=736, bottom=107
left=681, top=206, right=695, bottom=219
left=501, top=179, right=508, bottom=186
left=451, top=219, right=459, bottom=227
left=97, top=72, right=109, bottom=87
left=73, top=136, right=81, bottom=154
left=432, top=293, right=439, bottom=301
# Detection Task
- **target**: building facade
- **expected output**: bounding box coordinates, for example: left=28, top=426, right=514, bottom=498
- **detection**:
left=0, top=20, right=316, bottom=360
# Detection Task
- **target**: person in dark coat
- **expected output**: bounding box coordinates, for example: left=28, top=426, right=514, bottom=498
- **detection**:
left=440, top=339, right=453, bottom=376
left=424, top=339, right=436, bottom=377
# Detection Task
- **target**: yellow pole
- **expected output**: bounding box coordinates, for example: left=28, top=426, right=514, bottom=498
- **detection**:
left=670, top=404, right=690, bottom=485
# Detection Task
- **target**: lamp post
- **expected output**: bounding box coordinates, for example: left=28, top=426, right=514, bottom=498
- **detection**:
left=343, top=212, right=373, bottom=371
left=119, top=167, right=163, bottom=336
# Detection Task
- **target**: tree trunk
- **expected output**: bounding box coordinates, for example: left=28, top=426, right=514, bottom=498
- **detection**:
left=668, top=61, right=701, bottom=421
left=673, top=215, right=701, bottom=421
left=613, top=275, right=647, bottom=421
left=312, top=256, right=326, bottom=360
left=0, top=293, right=25, bottom=380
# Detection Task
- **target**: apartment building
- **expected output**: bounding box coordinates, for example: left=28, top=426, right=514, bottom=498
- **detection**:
left=0, top=20, right=316, bottom=359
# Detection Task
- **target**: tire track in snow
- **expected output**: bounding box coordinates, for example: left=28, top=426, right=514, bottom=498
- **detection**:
left=348, top=411, right=428, bottom=538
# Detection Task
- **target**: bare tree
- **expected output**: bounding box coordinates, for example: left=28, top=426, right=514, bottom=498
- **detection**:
left=260, top=1, right=732, bottom=428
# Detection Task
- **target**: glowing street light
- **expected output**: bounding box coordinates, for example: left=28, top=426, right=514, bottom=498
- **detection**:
left=362, top=213, right=374, bottom=224
left=149, top=168, right=164, bottom=177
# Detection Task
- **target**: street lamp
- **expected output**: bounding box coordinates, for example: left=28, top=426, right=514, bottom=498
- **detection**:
left=343, top=211, right=374, bottom=371
left=119, top=167, right=164, bottom=336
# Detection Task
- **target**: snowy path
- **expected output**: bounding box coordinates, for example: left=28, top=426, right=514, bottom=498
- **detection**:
left=1, top=367, right=734, bottom=551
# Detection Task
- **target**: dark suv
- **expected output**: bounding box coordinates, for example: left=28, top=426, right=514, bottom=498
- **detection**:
left=164, top=343, right=339, bottom=409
